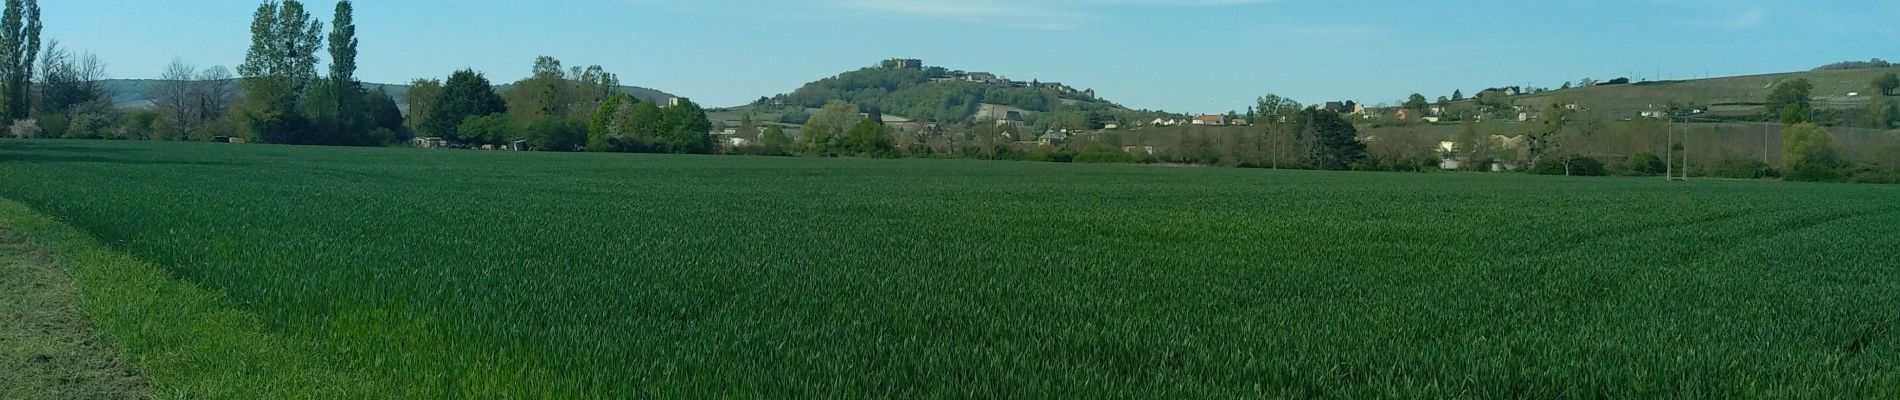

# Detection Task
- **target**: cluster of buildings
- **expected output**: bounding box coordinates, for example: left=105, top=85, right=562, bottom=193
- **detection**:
left=889, top=58, right=1099, bottom=100
left=1148, top=115, right=1250, bottom=127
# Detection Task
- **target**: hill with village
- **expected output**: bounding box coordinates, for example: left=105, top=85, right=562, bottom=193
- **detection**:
left=1505, top=66, right=1900, bottom=121
left=710, top=59, right=1163, bottom=132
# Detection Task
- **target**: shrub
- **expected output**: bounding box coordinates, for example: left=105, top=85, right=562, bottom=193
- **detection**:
left=1780, top=123, right=1841, bottom=182
left=1705, top=159, right=1776, bottom=179
left=1627, top=153, right=1666, bottom=176
left=9, top=119, right=41, bottom=138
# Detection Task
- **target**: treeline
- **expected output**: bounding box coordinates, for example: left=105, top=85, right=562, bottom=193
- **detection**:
left=399, top=57, right=709, bottom=153
left=729, top=101, right=1378, bottom=170
left=0, top=0, right=156, bottom=140
left=5, top=0, right=715, bottom=154
left=731, top=86, right=1896, bottom=185
left=1814, top=58, right=1894, bottom=71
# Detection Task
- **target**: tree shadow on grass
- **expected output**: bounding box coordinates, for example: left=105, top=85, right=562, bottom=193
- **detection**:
left=0, top=140, right=154, bottom=156
left=0, top=140, right=254, bottom=167
left=0, top=153, right=252, bottom=168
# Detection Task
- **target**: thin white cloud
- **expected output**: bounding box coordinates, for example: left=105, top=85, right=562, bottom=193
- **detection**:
left=1684, top=6, right=1766, bottom=29
left=833, top=0, right=1277, bottom=30
left=1722, top=7, right=1766, bottom=29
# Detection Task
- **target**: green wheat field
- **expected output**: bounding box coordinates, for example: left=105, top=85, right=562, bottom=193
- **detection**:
left=1, top=139, right=1896, bottom=398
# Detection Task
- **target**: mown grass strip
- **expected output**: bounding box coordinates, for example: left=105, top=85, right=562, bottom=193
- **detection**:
left=0, top=225, right=150, bottom=399
left=0, top=198, right=388, bottom=399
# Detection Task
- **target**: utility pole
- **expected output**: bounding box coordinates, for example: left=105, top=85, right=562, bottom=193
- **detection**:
left=1665, top=126, right=1674, bottom=181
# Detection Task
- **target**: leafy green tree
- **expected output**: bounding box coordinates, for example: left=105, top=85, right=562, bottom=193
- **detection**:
left=1861, top=93, right=1898, bottom=129
left=1477, top=90, right=1511, bottom=109
left=1780, top=123, right=1840, bottom=181
left=614, top=100, right=662, bottom=151
left=1767, top=79, right=1813, bottom=124
left=1452, top=90, right=1465, bottom=101
left=455, top=113, right=513, bottom=145
left=656, top=97, right=713, bottom=154
left=761, top=125, right=790, bottom=154
left=425, top=69, right=507, bottom=143
left=237, top=0, right=323, bottom=143
left=1628, top=153, right=1666, bottom=175
left=239, top=0, right=322, bottom=96
left=844, top=118, right=894, bottom=156
left=1256, top=94, right=1302, bottom=122
left=1298, top=109, right=1365, bottom=170
left=523, top=117, right=586, bottom=151
left=569, top=64, right=619, bottom=105
left=508, top=56, right=579, bottom=120
left=364, top=87, right=405, bottom=141
left=1403, top=93, right=1429, bottom=112
left=1779, top=105, right=1810, bottom=125
left=1875, top=73, right=1900, bottom=96
left=1526, top=102, right=1570, bottom=166
left=587, top=94, right=631, bottom=150
left=803, top=100, right=860, bottom=154
left=403, top=78, right=442, bottom=135
left=0, top=0, right=40, bottom=123
left=302, top=80, right=351, bottom=143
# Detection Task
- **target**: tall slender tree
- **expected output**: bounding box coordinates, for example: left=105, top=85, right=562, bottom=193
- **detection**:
left=327, top=1, right=356, bottom=83
left=0, top=0, right=40, bottom=123
left=316, top=0, right=368, bottom=145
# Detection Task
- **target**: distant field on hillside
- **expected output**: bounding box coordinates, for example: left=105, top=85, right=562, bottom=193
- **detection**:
left=1515, top=67, right=1900, bottom=118
left=2, top=140, right=1898, bottom=397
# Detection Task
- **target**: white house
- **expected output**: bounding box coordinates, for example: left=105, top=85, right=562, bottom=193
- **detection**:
left=1192, top=115, right=1227, bottom=126
left=1438, top=141, right=1461, bottom=170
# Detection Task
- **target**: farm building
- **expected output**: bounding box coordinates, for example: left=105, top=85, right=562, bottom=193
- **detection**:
left=1038, top=131, right=1070, bottom=146
left=414, top=137, right=447, bottom=149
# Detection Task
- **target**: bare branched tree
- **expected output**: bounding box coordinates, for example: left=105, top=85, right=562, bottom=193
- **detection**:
left=193, top=65, right=235, bottom=125
left=157, top=59, right=197, bottom=131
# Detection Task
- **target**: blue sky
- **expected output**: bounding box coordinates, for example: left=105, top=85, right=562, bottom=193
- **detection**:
left=40, top=0, right=1900, bottom=113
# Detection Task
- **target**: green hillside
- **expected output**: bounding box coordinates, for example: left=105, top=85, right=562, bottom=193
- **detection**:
left=756, top=60, right=1140, bottom=127
left=1513, top=67, right=1900, bottom=119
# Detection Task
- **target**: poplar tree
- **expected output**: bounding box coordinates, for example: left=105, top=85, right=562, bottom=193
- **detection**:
left=0, top=0, right=40, bottom=123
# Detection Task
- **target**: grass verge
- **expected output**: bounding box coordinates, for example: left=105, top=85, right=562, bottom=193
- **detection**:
left=0, top=198, right=385, bottom=399
left=0, top=222, right=150, bottom=399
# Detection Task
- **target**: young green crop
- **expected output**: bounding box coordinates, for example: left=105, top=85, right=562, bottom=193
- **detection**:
left=1, top=139, right=1897, bottom=398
